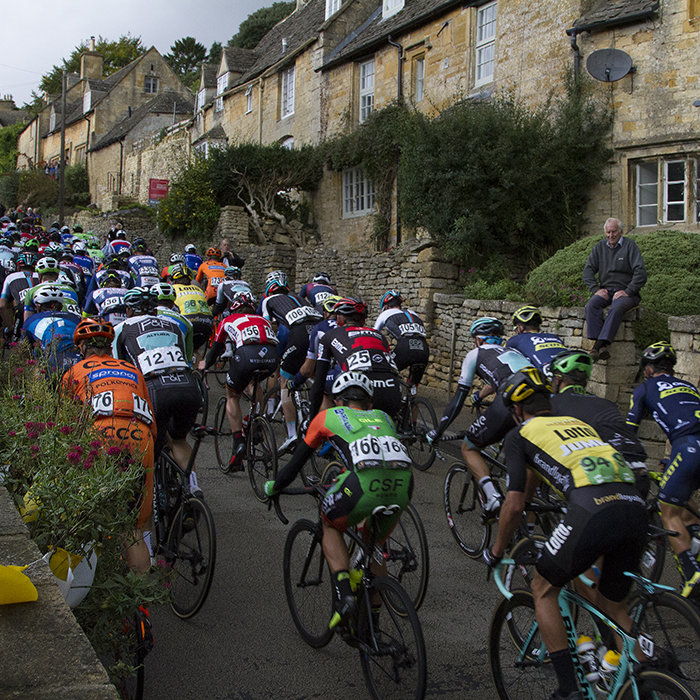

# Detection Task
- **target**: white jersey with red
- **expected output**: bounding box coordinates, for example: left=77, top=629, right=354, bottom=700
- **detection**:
left=214, top=312, right=278, bottom=349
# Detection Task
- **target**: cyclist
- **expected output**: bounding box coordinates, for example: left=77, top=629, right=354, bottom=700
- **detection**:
left=160, top=252, right=188, bottom=281
left=195, top=247, right=227, bottom=306
left=82, top=271, right=129, bottom=327
left=428, top=317, right=531, bottom=514
left=0, top=251, right=38, bottom=339
left=183, top=244, right=202, bottom=273
left=71, top=240, right=95, bottom=289
left=87, top=254, right=132, bottom=295
left=299, top=272, right=337, bottom=312
left=373, top=290, right=430, bottom=388
left=309, top=297, right=401, bottom=422
left=211, top=266, right=252, bottom=317
left=505, top=305, right=566, bottom=379
left=261, top=270, right=322, bottom=451
left=484, top=367, right=646, bottom=700
left=113, top=287, right=203, bottom=497
left=264, top=370, right=413, bottom=628
left=24, top=257, right=80, bottom=322
left=62, top=318, right=156, bottom=573
left=150, top=282, right=194, bottom=365
left=201, top=291, right=279, bottom=470
left=550, top=349, right=649, bottom=497
left=127, top=238, right=160, bottom=288
left=626, top=342, right=700, bottom=599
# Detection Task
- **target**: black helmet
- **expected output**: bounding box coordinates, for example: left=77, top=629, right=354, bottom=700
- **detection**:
left=469, top=317, right=505, bottom=338
left=123, top=286, right=155, bottom=312
left=332, top=297, right=367, bottom=318
left=641, top=342, right=677, bottom=369
left=502, top=367, right=552, bottom=407
left=512, top=306, right=542, bottom=327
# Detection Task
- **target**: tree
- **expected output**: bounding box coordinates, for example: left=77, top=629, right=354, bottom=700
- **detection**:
left=228, top=1, right=295, bottom=50
left=164, top=37, right=207, bottom=78
left=208, top=42, right=223, bottom=68
left=0, top=123, right=24, bottom=173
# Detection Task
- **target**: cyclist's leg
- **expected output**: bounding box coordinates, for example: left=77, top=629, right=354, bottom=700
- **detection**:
left=279, top=324, right=310, bottom=447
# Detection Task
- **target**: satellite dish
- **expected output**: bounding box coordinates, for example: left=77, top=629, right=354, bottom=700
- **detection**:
left=586, top=49, right=633, bottom=82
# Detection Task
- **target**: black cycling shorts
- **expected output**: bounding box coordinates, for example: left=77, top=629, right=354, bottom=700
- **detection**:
left=146, top=370, right=202, bottom=458
left=659, top=434, right=700, bottom=507
left=536, top=486, right=647, bottom=602
left=392, top=336, right=429, bottom=384
left=367, top=371, right=403, bottom=420
left=191, top=320, right=213, bottom=352
left=226, top=343, right=279, bottom=393
left=464, top=393, right=515, bottom=450
left=280, top=323, right=313, bottom=377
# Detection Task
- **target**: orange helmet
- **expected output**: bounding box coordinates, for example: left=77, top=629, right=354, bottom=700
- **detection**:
left=206, top=247, right=222, bottom=259
left=73, top=318, right=115, bottom=344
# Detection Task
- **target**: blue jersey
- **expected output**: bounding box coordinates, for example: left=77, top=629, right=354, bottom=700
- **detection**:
left=128, top=254, right=160, bottom=287
left=627, top=374, right=700, bottom=443
left=505, top=332, right=566, bottom=379
left=87, top=267, right=132, bottom=296
left=184, top=253, right=203, bottom=273
left=23, top=311, right=81, bottom=372
left=83, top=287, right=128, bottom=325
left=307, top=318, right=337, bottom=360
left=299, top=282, right=337, bottom=310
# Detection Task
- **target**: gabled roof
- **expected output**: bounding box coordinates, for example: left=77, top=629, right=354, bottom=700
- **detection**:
left=569, top=0, right=659, bottom=34
left=0, top=109, right=28, bottom=127
left=222, top=46, right=259, bottom=75
left=322, top=0, right=468, bottom=70
left=200, top=63, right=218, bottom=90
left=85, top=78, right=113, bottom=93
left=89, top=91, right=193, bottom=152
left=194, top=124, right=227, bottom=143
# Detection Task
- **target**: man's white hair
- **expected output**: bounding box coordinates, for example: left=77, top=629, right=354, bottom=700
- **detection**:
left=604, top=217, right=622, bottom=231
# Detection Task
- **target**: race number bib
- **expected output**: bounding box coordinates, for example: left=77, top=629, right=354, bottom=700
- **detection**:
left=240, top=324, right=262, bottom=344
left=91, top=390, right=114, bottom=417
left=398, top=322, right=426, bottom=337
left=348, top=435, right=411, bottom=470
left=314, top=291, right=331, bottom=304
left=285, top=306, right=316, bottom=326
left=210, top=276, right=223, bottom=287
left=346, top=350, right=372, bottom=371
left=137, top=347, right=188, bottom=374
left=132, top=393, right=153, bottom=424
left=139, top=266, right=158, bottom=277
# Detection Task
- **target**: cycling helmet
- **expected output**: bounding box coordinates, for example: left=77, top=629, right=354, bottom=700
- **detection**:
left=150, top=282, right=176, bottom=302
left=57, top=271, right=77, bottom=289
left=642, top=342, right=677, bottom=368
left=49, top=231, right=62, bottom=243
left=2, top=259, right=16, bottom=273
left=23, top=239, right=39, bottom=253
left=16, top=252, right=37, bottom=267
left=184, top=244, right=197, bottom=254
left=265, top=270, right=287, bottom=285
left=550, top=349, right=593, bottom=379
left=105, top=254, right=122, bottom=269
left=36, top=257, right=60, bottom=276
left=225, top=266, right=242, bottom=280
left=0, top=236, right=12, bottom=248
left=100, top=271, right=123, bottom=288
left=72, top=241, right=88, bottom=255
left=512, top=306, right=542, bottom=327
left=502, top=367, right=553, bottom=408
left=331, top=370, right=374, bottom=401
left=206, top=247, right=222, bottom=259
left=73, top=318, right=115, bottom=344
left=60, top=226, right=70, bottom=234
left=47, top=241, right=63, bottom=254
left=168, top=263, right=191, bottom=282
left=123, top=287, right=155, bottom=312
left=332, top=297, right=368, bottom=318
left=469, top=317, right=505, bottom=338
left=380, top=290, right=403, bottom=311
left=169, top=252, right=185, bottom=265
left=131, top=238, right=147, bottom=253
left=229, top=291, right=256, bottom=313
left=33, top=285, right=64, bottom=307
left=322, top=294, right=343, bottom=314
left=72, top=224, right=83, bottom=233
left=312, top=272, right=331, bottom=285
left=117, top=247, right=131, bottom=258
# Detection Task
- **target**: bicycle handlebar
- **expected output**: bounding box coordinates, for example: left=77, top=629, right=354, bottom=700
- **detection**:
left=268, top=483, right=327, bottom=526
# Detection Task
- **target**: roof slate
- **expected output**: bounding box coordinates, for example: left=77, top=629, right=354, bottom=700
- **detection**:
left=572, top=0, right=659, bottom=31
left=222, top=46, right=259, bottom=74
left=0, top=110, right=28, bottom=127
left=201, top=63, right=218, bottom=89
left=194, top=124, right=227, bottom=143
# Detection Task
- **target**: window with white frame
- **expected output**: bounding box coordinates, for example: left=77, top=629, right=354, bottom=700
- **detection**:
left=383, top=0, right=404, bottom=20
left=245, top=85, right=253, bottom=114
left=475, top=1, right=497, bottom=87
left=197, top=89, right=206, bottom=112
left=359, top=59, right=374, bottom=124
left=636, top=162, right=658, bottom=227
left=281, top=136, right=294, bottom=149
left=326, top=0, right=341, bottom=19
left=281, top=65, right=295, bottom=118
left=343, top=168, right=375, bottom=217
left=414, top=56, right=425, bottom=102
left=665, top=160, right=686, bottom=222
left=83, top=91, right=91, bottom=114
left=216, top=74, right=227, bottom=112
left=50, top=111, right=56, bottom=131
left=195, top=141, right=209, bottom=158
left=145, top=76, right=158, bottom=94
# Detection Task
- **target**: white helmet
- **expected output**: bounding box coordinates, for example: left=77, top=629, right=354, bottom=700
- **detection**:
left=34, top=285, right=64, bottom=307
left=331, top=371, right=374, bottom=400
left=72, top=240, right=88, bottom=255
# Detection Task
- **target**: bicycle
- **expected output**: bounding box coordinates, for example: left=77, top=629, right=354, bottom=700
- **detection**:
left=393, top=375, right=438, bottom=472
left=272, top=483, right=427, bottom=700
left=489, top=542, right=699, bottom=700
left=152, top=424, right=217, bottom=619
left=213, top=369, right=277, bottom=501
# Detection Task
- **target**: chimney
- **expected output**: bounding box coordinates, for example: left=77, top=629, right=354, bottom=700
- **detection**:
left=80, top=38, right=103, bottom=81
left=282, top=38, right=288, bottom=53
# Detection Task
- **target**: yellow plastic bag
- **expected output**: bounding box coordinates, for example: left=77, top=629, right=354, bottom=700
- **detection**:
left=0, top=565, right=38, bottom=604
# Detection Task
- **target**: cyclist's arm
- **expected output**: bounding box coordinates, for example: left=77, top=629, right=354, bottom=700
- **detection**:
left=274, top=413, right=327, bottom=490
left=492, top=491, right=526, bottom=557
left=478, top=384, right=495, bottom=400
left=203, top=340, right=225, bottom=369
left=434, top=383, right=470, bottom=439
left=625, top=383, right=647, bottom=432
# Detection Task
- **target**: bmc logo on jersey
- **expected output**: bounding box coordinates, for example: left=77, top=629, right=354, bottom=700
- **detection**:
left=331, top=338, right=347, bottom=353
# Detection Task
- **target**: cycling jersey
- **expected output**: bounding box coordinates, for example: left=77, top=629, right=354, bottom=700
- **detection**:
left=627, top=373, right=700, bottom=443
left=505, top=331, right=566, bottom=378
left=156, top=308, right=194, bottom=365
left=183, top=253, right=202, bottom=272
left=127, top=254, right=160, bottom=287
left=88, top=267, right=132, bottom=296
left=1, top=270, right=38, bottom=306
left=458, top=344, right=530, bottom=390
left=173, top=284, right=212, bottom=324
left=299, top=282, right=337, bottom=310
left=82, top=287, right=128, bottom=326
left=213, top=312, right=278, bottom=349
left=261, top=292, right=322, bottom=329
left=374, top=308, right=426, bottom=340
left=102, top=239, right=131, bottom=256
left=307, top=318, right=337, bottom=360
left=22, top=311, right=81, bottom=372
left=24, top=283, right=80, bottom=317
left=195, top=260, right=227, bottom=303
left=72, top=255, right=95, bottom=281
left=213, top=279, right=253, bottom=312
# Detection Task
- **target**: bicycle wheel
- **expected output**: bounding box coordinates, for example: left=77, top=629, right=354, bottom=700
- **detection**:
left=404, top=397, right=437, bottom=472
left=102, top=614, right=145, bottom=700
left=444, top=461, right=490, bottom=558
left=639, top=510, right=667, bottom=583
left=358, top=576, right=427, bottom=700
left=320, top=460, right=344, bottom=488
left=383, top=503, right=429, bottom=615
left=628, top=590, right=700, bottom=697
left=193, top=370, right=208, bottom=427
left=214, top=396, right=232, bottom=473
left=248, top=416, right=277, bottom=502
left=489, top=589, right=556, bottom=700
left=283, top=518, right=334, bottom=648
left=616, top=669, right=699, bottom=700
left=167, top=496, right=217, bottom=619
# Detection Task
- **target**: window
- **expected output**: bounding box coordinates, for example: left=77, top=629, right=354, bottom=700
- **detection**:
left=383, top=0, right=404, bottom=20
left=414, top=56, right=425, bottom=102
left=281, top=136, right=294, bottom=149
left=665, top=160, right=686, bottom=222
left=359, top=59, right=374, bottom=124
left=50, top=111, right=56, bottom=131
left=245, top=85, right=253, bottom=114
left=75, top=145, right=86, bottom=165
left=475, top=1, right=497, bottom=86
left=326, top=0, right=341, bottom=19
left=197, top=89, right=206, bottom=112
left=281, top=65, right=295, bottom=118
left=195, top=142, right=209, bottom=158
left=83, top=91, right=91, bottom=114
left=216, top=74, right=227, bottom=112
left=145, top=76, right=158, bottom=94
left=343, top=168, right=375, bottom=217
left=636, top=162, right=658, bottom=227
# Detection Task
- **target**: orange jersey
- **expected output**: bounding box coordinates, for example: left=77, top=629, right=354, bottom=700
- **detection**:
left=196, top=260, right=227, bottom=302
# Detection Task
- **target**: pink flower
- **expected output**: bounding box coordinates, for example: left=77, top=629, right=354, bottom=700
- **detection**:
left=83, top=458, right=94, bottom=470
left=26, top=359, right=37, bottom=366
left=8, top=431, right=16, bottom=437
left=8, top=342, right=17, bottom=347
left=67, top=451, right=81, bottom=464
left=12, top=395, right=20, bottom=400
left=13, top=368, right=24, bottom=375
left=90, top=440, right=102, bottom=449
left=47, top=422, right=55, bottom=428
left=27, top=431, right=38, bottom=439
left=30, top=444, right=40, bottom=455
left=60, top=426, right=73, bottom=435
left=107, top=445, right=122, bottom=456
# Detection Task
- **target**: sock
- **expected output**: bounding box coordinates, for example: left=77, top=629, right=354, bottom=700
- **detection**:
left=233, top=430, right=244, bottom=445
left=687, top=523, right=700, bottom=540
left=678, top=549, right=700, bottom=580
left=479, top=477, right=498, bottom=501
left=550, top=648, right=578, bottom=696
left=189, top=472, right=199, bottom=492
left=333, top=570, right=353, bottom=605
left=286, top=421, right=297, bottom=439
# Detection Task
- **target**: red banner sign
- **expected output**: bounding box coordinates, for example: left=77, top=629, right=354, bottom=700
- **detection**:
left=148, top=179, right=169, bottom=200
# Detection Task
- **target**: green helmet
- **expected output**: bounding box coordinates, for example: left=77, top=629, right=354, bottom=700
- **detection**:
left=550, top=349, right=593, bottom=380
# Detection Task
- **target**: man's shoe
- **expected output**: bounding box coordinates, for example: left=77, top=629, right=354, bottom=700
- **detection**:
left=329, top=594, right=358, bottom=631
left=598, top=346, right=611, bottom=361
left=483, top=493, right=502, bottom=518
left=228, top=442, right=246, bottom=472
left=279, top=434, right=298, bottom=453
left=589, top=348, right=600, bottom=362
left=191, top=487, right=204, bottom=500
left=681, top=571, right=700, bottom=599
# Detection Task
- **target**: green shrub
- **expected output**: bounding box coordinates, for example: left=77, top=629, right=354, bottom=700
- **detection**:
left=631, top=308, right=670, bottom=351
left=0, top=171, right=20, bottom=208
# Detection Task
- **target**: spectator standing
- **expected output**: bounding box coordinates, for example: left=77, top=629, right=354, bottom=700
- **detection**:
left=219, top=238, right=245, bottom=268
left=582, top=218, right=646, bottom=361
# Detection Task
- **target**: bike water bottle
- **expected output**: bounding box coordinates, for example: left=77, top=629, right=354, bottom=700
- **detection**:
left=576, top=636, right=600, bottom=684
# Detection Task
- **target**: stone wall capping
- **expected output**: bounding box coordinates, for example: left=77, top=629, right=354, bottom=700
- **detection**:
left=668, top=316, right=700, bottom=334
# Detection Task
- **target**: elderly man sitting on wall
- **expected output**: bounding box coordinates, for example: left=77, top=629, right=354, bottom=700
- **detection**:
left=582, top=217, right=647, bottom=362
